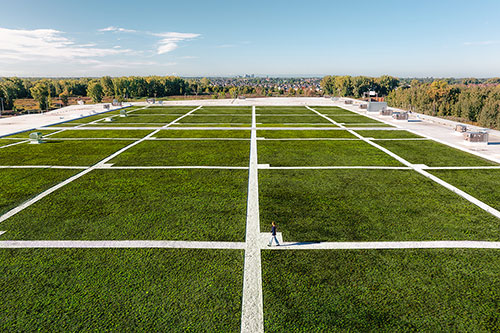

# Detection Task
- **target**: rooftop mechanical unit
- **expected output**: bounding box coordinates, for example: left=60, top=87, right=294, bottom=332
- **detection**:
left=103, top=104, right=111, bottom=110
left=29, top=132, right=44, bottom=144
left=464, top=131, right=488, bottom=143
left=380, top=109, right=393, bottom=116
left=392, top=112, right=409, bottom=120
left=360, top=104, right=368, bottom=109
left=367, top=102, right=388, bottom=112
left=455, top=124, right=467, bottom=133
left=344, top=100, right=353, bottom=105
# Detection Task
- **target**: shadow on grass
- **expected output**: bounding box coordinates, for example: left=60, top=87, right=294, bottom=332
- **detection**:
left=279, top=241, right=322, bottom=247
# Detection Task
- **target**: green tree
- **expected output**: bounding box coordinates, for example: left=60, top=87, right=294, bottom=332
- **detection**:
left=87, top=82, right=104, bottom=103
left=59, top=90, right=70, bottom=106
left=100, top=76, right=114, bottom=96
left=30, top=82, right=50, bottom=110
left=377, top=75, right=400, bottom=96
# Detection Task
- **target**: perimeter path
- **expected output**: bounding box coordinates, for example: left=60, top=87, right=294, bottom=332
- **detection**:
left=241, top=105, right=264, bottom=333
left=0, top=106, right=202, bottom=225
left=306, top=106, right=500, bottom=220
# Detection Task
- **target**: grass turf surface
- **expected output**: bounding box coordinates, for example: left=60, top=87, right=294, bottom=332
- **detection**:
left=2, top=129, right=57, bottom=139
left=429, top=169, right=500, bottom=211
left=0, top=168, right=78, bottom=215
left=82, top=123, right=164, bottom=127
left=258, top=130, right=355, bottom=138
left=171, top=123, right=251, bottom=127
left=355, top=130, right=423, bottom=139
left=156, top=129, right=250, bottom=138
left=0, top=248, right=243, bottom=331
left=255, top=107, right=314, bottom=114
left=0, top=139, right=24, bottom=147
left=262, top=249, right=499, bottom=332
left=257, top=116, right=331, bottom=124
left=310, top=106, right=356, bottom=114
left=258, top=141, right=402, bottom=166
left=49, top=129, right=154, bottom=138
left=194, top=106, right=251, bottom=114
left=110, top=115, right=180, bottom=124
left=325, top=115, right=384, bottom=124
left=177, top=115, right=252, bottom=124
left=0, top=140, right=130, bottom=166
left=1, top=169, right=248, bottom=241
left=376, top=140, right=498, bottom=166
left=111, top=140, right=250, bottom=166
left=132, top=107, right=195, bottom=114
left=256, top=124, right=337, bottom=128
left=259, top=169, right=500, bottom=241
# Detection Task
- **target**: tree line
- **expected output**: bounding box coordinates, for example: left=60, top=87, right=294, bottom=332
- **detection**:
left=320, top=75, right=400, bottom=98
left=0, top=76, right=193, bottom=111
left=387, top=80, right=500, bottom=130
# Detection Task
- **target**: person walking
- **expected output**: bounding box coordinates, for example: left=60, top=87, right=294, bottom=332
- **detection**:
left=268, top=221, right=280, bottom=247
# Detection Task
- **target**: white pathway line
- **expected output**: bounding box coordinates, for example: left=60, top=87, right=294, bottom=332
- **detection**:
left=424, top=166, right=500, bottom=170
left=44, top=138, right=140, bottom=141
left=371, top=138, right=430, bottom=141
left=264, top=240, right=500, bottom=250
left=98, top=166, right=249, bottom=170
left=257, top=137, right=356, bottom=141
left=0, top=106, right=201, bottom=225
left=0, top=165, right=87, bottom=169
left=0, top=231, right=5, bottom=237
left=307, top=106, right=500, bottom=220
left=264, top=166, right=412, bottom=170
left=0, top=240, right=245, bottom=249
left=241, top=105, right=264, bottom=333
left=43, top=127, right=163, bottom=130
left=146, top=138, right=251, bottom=141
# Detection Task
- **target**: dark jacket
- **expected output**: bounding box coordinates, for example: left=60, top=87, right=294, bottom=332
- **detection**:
left=271, top=226, right=277, bottom=236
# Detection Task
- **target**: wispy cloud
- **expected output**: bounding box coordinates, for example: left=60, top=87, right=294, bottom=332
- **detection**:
left=463, top=40, right=500, bottom=46
left=0, top=27, right=131, bottom=62
left=98, top=26, right=137, bottom=33
left=152, top=32, right=200, bottom=54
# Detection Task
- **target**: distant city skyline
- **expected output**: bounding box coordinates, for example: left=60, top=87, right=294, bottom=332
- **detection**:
left=1, top=0, right=500, bottom=77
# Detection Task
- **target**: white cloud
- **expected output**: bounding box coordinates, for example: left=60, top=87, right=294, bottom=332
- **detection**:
left=0, top=27, right=131, bottom=62
left=152, top=32, right=200, bottom=54
left=98, top=26, right=137, bottom=33
left=464, top=40, right=500, bottom=46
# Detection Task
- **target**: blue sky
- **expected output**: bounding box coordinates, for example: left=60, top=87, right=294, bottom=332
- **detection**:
left=1, top=0, right=500, bottom=77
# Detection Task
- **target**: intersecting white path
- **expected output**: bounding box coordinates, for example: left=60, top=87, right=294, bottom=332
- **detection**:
left=262, top=240, right=500, bottom=250
left=0, top=240, right=245, bottom=249
left=306, top=106, right=500, bottom=220
left=240, top=105, right=264, bottom=333
left=0, top=106, right=202, bottom=225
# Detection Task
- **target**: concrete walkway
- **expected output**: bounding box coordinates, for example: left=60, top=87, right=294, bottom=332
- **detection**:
left=240, top=105, right=264, bottom=333
left=0, top=240, right=245, bottom=249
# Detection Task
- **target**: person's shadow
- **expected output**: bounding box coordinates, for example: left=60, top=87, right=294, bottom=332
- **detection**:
left=279, top=241, right=321, bottom=247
